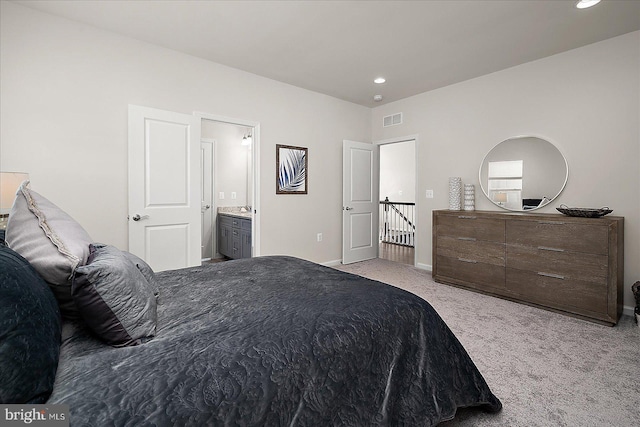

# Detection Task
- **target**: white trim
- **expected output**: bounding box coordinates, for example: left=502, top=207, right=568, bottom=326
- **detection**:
left=321, top=259, right=343, bottom=267
left=374, top=134, right=419, bottom=267
left=622, top=305, right=635, bottom=318
left=375, top=134, right=419, bottom=146
left=200, top=138, right=216, bottom=261
left=195, top=111, right=261, bottom=257
left=416, top=263, right=432, bottom=272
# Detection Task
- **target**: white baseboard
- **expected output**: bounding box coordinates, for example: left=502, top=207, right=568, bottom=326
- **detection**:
left=325, top=259, right=432, bottom=270
left=623, top=305, right=636, bottom=318
left=416, top=263, right=432, bottom=272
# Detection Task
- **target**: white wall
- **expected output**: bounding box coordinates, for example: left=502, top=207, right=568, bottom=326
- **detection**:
left=379, top=141, right=416, bottom=203
left=0, top=2, right=371, bottom=264
left=201, top=120, right=252, bottom=208
left=372, top=31, right=640, bottom=311
left=2, top=2, right=638, bottom=309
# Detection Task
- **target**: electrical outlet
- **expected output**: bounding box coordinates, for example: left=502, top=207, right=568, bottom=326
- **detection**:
left=231, top=192, right=237, bottom=199
left=317, top=233, right=323, bottom=242
left=426, top=189, right=434, bottom=199
left=219, top=192, right=225, bottom=199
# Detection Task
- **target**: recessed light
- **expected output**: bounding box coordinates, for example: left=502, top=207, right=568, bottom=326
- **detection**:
left=576, top=0, right=601, bottom=9
left=374, top=77, right=386, bottom=84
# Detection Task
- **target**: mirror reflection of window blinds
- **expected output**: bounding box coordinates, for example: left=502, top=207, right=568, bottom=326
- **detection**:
left=488, top=160, right=523, bottom=210
left=488, top=161, right=523, bottom=190
left=488, top=179, right=523, bottom=190
left=488, top=160, right=523, bottom=179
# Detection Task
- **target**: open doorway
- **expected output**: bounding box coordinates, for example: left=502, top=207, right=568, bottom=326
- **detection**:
left=378, top=139, right=416, bottom=266
left=198, top=113, right=260, bottom=262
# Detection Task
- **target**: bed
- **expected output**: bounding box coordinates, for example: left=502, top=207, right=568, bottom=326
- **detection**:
left=1, top=183, right=501, bottom=426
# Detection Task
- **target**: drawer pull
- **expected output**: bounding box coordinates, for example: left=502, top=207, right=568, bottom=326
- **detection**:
left=457, top=237, right=477, bottom=241
left=457, top=258, right=477, bottom=264
left=538, top=220, right=565, bottom=225
left=537, top=246, right=565, bottom=252
left=457, top=215, right=477, bottom=219
left=538, top=272, right=565, bottom=280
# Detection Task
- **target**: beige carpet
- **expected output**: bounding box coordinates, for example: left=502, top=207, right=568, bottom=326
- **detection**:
left=335, top=258, right=640, bottom=427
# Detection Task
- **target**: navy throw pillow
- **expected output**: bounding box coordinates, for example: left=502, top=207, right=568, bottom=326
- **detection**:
left=0, top=245, right=61, bottom=403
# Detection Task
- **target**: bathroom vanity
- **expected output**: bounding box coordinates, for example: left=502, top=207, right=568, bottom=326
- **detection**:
left=218, top=211, right=252, bottom=259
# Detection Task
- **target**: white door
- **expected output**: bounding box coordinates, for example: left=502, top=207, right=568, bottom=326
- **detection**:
left=201, top=140, right=214, bottom=260
left=128, top=105, right=201, bottom=272
left=342, top=140, right=379, bottom=264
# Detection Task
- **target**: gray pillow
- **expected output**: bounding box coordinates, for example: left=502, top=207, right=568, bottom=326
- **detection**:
left=72, top=244, right=157, bottom=347
left=6, top=181, right=92, bottom=285
left=122, top=250, right=160, bottom=297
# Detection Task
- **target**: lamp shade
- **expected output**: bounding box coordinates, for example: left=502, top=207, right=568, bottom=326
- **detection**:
left=0, top=172, right=29, bottom=215
left=494, top=192, right=508, bottom=203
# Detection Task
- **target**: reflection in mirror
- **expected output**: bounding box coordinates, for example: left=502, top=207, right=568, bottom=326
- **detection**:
left=479, top=136, right=568, bottom=211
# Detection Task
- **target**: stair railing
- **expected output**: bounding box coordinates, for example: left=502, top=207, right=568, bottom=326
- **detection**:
left=379, top=197, right=415, bottom=247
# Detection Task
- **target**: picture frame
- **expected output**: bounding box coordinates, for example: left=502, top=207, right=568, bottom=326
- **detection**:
left=276, top=144, right=308, bottom=194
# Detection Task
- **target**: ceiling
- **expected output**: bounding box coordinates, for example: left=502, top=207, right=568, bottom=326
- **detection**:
left=14, top=0, right=640, bottom=107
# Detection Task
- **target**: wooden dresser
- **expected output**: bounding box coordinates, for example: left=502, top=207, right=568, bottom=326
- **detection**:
left=432, top=210, right=624, bottom=325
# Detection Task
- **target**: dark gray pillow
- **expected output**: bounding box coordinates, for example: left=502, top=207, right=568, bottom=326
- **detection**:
left=0, top=245, right=61, bottom=403
left=72, top=244, right=157, bottom=347
left=122, top=250, right=160, bottom=297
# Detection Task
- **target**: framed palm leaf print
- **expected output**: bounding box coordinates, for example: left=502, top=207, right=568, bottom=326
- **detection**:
left=276, top=144, right=308, bottom=194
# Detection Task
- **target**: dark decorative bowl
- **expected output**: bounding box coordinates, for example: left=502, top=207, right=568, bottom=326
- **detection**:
left=556, top=205, right=612, bottom=218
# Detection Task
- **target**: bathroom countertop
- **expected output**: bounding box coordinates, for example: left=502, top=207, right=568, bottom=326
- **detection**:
left=218, top=209, right=252, bottom=220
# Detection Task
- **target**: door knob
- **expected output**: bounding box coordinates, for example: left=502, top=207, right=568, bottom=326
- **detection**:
left=132, top=214, right=149, bottom=221
left=344, top=207, right=354, bottom=211
left=203, top=205, right=211, bottom=210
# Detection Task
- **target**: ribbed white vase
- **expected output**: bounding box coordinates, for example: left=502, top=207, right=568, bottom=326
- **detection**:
left=448, top=177, right=462, bottom=210
left=464, top=184, right=475, bottom=211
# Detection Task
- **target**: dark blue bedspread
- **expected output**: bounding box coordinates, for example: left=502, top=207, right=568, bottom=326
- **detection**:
left=48, top=256, right=501, bottom=426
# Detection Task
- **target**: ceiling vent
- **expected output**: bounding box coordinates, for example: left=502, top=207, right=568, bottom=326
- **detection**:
left=383, top=113, right=402, bottom=127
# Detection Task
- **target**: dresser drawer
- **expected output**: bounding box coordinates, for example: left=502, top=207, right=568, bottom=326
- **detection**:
left=436, top=214, right=505, bottom=243
left=506, top=268, right=607, bottom=315
left=506, top=245, right=608, bottom=284
left=506, top=220, right=608, bottom=255
left=436, top=256, right=505, bottom=290
left=437, top=236, right=505, bottom=266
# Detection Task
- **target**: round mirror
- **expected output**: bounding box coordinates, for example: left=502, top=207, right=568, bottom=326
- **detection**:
left=479, top=136, right=568, bottom=211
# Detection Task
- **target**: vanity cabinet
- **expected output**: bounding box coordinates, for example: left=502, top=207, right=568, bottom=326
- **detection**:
left=218, top=214, right=252, bottom=259
left=432, top=210, right=624, bottom=325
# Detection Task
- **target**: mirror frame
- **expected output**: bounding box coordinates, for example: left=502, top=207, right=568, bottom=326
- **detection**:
left=478, top=135, right=568, bottom=212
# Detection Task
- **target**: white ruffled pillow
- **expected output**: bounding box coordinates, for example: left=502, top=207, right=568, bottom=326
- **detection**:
left=6, top=182, right=92, bottom=316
